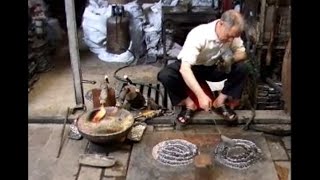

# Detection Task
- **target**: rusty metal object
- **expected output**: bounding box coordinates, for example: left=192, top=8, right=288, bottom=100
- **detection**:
left=91, top=87, right=116, bottom=109
left=92, top=88, right=102, bottom=108
left=118, top=75, right=146, bottom=110
left=106, top=5, right=130, bottom=54
left=99, top=75, right=117, bottom=107
left=119, top=84, right=146, bottom=110
left=134, top=109, right=164, bottom=121
left=77, top=107, right=134, bottom=144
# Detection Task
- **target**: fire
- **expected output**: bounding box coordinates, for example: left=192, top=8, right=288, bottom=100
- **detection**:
left=92, top=105, right=106, bottom=123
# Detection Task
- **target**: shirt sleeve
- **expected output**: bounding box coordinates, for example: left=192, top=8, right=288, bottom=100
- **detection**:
left=177, top=27, right=205, bottom=65
left=231, top=37, right=246, bottom=52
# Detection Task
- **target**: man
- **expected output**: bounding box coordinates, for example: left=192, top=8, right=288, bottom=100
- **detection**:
left=157, top=10, right=248, bottom=126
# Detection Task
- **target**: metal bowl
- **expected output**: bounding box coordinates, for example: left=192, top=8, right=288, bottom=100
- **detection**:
left=77, top=106, right=134, bottom=144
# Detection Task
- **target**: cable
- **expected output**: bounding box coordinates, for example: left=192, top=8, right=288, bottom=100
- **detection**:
left=113, top=48, right=165, bottom=99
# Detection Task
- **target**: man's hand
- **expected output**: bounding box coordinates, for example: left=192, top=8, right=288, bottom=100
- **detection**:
left=217, top=49, right=233, bottom=73
left=197, top=94, right=212, bottom=111
left=180, top=62, right=212, bottom=111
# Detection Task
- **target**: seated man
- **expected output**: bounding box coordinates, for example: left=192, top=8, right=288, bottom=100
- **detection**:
left=157, top=9, right=248, bottom=126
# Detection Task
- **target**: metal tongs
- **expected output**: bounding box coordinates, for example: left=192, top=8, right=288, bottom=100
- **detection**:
left=209, top=110, right=236, bottom=146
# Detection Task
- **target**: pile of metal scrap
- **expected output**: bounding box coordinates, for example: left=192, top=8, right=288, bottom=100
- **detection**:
left=28, top=31, right=39, bottom=93
left=256, top=83, right=283, bottom=110
left=28, top=2, right=55, bottom=92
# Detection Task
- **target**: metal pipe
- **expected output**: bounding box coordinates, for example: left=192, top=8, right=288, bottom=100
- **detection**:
left=64, top=0, right=85, bottom=106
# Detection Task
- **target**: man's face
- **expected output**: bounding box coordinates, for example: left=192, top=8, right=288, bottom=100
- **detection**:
left=218, top=21, right=241, bottom=43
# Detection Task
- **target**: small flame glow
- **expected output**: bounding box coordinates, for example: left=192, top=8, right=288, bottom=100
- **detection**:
left=92, top=105, right=106, bottom=123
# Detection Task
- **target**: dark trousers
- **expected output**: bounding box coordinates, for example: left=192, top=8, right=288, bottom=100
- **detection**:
left=157, top=60, right=248, bottom=106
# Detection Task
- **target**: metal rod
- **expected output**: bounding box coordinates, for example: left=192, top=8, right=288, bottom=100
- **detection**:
left=64, top=0, right=85, bottom=106
left=57, top=107, right=70, bottom=158
left=82, top=80, right=96, bottom=84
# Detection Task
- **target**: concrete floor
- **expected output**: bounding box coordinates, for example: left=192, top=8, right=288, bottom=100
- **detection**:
left=28, top=44, right=162, bottom=120
left=28, top=124, right=291, bottom=180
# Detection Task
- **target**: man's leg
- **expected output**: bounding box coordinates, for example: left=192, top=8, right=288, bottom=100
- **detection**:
left=218, top=62, right=248, bottom=102
left=188, top=61, right=248, bottom=107
left=211, top=62, right=248, bottom=120
left=157, top=61, right=197, bottom=110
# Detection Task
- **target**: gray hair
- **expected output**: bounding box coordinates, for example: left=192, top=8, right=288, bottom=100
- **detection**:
left=220, top=10, right=245, bottom=32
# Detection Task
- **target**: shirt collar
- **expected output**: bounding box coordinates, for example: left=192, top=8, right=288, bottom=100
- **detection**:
left=207, top=20, right=221, bottom=44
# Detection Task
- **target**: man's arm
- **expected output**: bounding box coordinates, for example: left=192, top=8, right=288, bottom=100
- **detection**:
left=176, top=27, right=212, bottom=110
left=179, top=62, right=208, bottom=101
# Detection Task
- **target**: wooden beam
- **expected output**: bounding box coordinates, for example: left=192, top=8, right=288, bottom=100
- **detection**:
left=281, top=38, right=291, bottom=114
left=64, top=0, right=85, bottom=106
left=258, top=0, right=266, bottom=44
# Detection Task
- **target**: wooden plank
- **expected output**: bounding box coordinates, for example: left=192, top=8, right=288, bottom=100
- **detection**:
left=104, top=145, right=132, bottom=177
left=281, top=38, right=291, bottom=114
left=274, top=161, right=291, bottom=180
left=78, top=166, right=103, bottom=180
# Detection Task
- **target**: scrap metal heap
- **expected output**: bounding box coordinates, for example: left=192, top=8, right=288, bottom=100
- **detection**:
left=28, top=3, right=54, bottom=92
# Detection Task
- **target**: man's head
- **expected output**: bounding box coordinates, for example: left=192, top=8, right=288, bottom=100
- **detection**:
left=216, top=10, right=245, bottom=43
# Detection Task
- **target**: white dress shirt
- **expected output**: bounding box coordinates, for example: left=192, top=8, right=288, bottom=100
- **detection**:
left=177, top=20, right=246, bottom=66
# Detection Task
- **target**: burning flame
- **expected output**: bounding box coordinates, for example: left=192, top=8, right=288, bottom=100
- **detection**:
left=92, top=105, right=106, bottom=123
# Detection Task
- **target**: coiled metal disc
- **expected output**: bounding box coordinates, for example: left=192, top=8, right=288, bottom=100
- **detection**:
left=152, top=139, right=198, bottom=167
left=214, top=139, right=262, bottom=170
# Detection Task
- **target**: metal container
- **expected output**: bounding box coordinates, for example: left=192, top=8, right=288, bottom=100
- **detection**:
left=106, top=5, right=130, bottom=54
left=77, top=107, right=134, bottom=144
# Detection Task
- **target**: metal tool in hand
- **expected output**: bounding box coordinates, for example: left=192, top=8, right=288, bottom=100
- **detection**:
left=213, top=48, right=234, bottom=73
left=209, top=110, right=235, bottom=146
left=219, top=48, right=234, bottom=73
